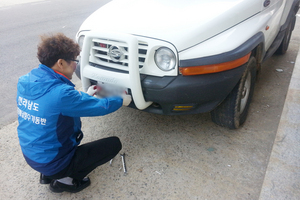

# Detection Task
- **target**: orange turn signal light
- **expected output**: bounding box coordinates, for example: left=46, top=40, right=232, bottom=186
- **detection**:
left=179, top=53, right=251, bottom=76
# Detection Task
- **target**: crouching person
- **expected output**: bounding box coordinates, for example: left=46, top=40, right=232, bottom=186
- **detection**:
left=16, top=33, right=131, bottom=193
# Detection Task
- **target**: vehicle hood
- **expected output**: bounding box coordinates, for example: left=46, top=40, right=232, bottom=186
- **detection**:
left=80, top=0, right=263, bottom=51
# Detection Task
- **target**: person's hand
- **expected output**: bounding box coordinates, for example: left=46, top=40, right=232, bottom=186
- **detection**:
left=122, top=93, right=132, bottom=106
left=86, top=85, right=98, bottom=96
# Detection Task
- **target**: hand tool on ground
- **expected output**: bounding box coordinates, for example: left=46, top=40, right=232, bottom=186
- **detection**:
left=120, top=153, right=127, bottom=175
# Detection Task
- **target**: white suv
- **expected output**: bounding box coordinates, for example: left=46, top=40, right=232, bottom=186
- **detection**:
left=75, top=0, right=299, bottom=129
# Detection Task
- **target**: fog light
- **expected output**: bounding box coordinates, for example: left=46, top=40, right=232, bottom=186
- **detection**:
left=173, top=105, right=194, bottom=111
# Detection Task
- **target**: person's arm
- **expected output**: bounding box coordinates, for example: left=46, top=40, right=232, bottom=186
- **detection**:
left=85, top=85, right=131, bottom=106
left=59, top=86, right=123, bottom=117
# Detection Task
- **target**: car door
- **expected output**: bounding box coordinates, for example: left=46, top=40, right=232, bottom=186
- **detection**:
left=261, top=0, right=285, bottom=50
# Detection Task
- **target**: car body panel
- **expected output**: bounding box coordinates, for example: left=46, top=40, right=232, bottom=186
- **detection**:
left=79, top=0, right=263, bottom=51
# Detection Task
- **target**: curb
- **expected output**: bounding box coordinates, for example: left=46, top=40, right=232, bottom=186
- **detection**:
left=259, top=41, right=300, bottom=199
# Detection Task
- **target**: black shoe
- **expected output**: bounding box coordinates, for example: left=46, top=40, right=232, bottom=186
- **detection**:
left=40, top=173, right=53, bottom=184
left=49, top=177, right=91, bottom=193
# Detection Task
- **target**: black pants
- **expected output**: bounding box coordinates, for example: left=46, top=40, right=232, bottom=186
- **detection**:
left=47, top=136, right=122, bottom=180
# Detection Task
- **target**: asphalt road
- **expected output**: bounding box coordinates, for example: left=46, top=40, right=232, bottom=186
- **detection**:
left=0, top=0, right=110, bottom=128
left=0, top=1, right=300, bottom=199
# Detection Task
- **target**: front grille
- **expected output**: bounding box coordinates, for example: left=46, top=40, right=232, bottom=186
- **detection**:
left=91, top=38, right=148, bottom=70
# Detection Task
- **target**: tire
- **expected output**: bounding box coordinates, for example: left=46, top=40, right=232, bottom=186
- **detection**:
left=210, top=57, right=257, bottom=129
left=275, top=16, right=296, bottom=55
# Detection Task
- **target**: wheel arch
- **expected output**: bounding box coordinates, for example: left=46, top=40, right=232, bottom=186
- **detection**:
left=180, top=32, right=265, bottom=68
left=250, top=42, right=265, bottom=72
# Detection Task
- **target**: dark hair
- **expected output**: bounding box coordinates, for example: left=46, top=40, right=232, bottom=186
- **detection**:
left=37, top=33, right=80, bottom=68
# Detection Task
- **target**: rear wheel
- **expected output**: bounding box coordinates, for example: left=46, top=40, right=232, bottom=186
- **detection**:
left=210, top=56, right=257, bottom=129
left=275, top=16, right=296, bottom=55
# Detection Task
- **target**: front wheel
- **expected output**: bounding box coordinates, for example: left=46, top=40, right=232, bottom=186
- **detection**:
left=210, top=56, right=257, bottom=129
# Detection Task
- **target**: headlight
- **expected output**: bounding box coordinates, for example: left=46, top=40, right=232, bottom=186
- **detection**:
left=78, top=35, right=85, bottom=49
left=154, top=47, right=176, bottom=71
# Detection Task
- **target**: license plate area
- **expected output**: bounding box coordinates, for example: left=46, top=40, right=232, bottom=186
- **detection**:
left=96, top=82, right=128, bottom=97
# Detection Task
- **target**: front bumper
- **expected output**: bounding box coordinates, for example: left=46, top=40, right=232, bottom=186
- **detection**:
left=80, top=31, right=247, bottom=115
left=128, top=64, right=247, bottom=115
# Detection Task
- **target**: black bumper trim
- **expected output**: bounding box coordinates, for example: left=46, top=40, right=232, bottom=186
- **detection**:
left=128, top=63, right=247, bottom=115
